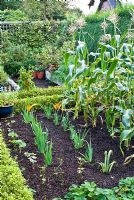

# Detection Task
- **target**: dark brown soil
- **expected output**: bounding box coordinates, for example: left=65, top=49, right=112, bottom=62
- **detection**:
left=33, top=79, right=57, bottom=88
left=13, top=77, right=57, bottom=89
left=0, top=111, right=134, bottom=200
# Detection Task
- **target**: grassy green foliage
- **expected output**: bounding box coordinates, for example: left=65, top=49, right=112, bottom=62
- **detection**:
left=43, top=105, right=53, bottom=119
left=23, top=110, right=53, bottom=166
left=99, top=150, right=116, bottom=173
left=0, top=132, right=33, bottom=200
left=81, top=140, right=93, bottom=163
left=23, top=109, right=34, bottom=123
left=53, top=112, right=60, bottom=126
left=55, top=177, right=134, bottom=200
left=61, top=115, right=70, bottom=131
left=82, top=5, right=134, bottom=52
left=43, top=141, right=53, bottom=166
left=72, top=129, right=87, bottom=150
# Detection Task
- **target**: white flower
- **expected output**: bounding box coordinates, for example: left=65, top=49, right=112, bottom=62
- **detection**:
left=77, top=41, right=85, bottom=51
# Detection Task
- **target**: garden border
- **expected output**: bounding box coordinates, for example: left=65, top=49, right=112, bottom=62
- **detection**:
left=0, top=131, right=34, bottom=200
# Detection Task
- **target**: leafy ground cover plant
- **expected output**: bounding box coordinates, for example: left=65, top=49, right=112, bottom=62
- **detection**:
left=11, top=139, right=27, bottom=150
left=24, top=152, right=37, bottom=164
left=99, top=150, right=116, bottom=173
left=8, top=131, right=26, bottom=151
left=54, top=177, right=134, bottom=200
left=8, top=131, right=18, bottom=138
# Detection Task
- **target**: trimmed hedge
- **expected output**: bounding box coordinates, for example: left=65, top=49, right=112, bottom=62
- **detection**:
left=83, top=5, right=134, bottom=52
left=0, top=133, right=34, bottom=200
left=14, top=94, right=63, bottom=112
left=17, top=86, right=64, bottom=99
left=0, top=87, right=63, bottom=112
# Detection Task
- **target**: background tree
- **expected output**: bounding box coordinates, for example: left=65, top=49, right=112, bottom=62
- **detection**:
left=0, top=0, right=22, bottom=10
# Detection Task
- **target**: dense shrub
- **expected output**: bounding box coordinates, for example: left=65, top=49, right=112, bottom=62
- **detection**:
left=1, top=43, right=36, bottom=76
left=82, top=5, right=134, bottom=52
left=0, top=133, right=33, bottom=200
left=0, top=9, right=28, bottom=21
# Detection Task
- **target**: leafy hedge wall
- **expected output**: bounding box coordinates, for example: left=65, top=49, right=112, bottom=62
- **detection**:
left=14, top=94, right=63, bottom=112
left=0, top=87, right=63, bottom=112
left=17, top=86, right=64, bottom=99
left=0, top=133, right=34, bottom=200
left=83, top=6, right=134, bottom=52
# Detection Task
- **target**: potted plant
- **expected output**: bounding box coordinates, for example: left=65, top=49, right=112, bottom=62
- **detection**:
left=0, top=93, right=14, bottom=118
left=36, top=66, right=45, bottom=79
left=0, top=68, right=8, bottom=92
left=31, top=66, right=38, bottom=79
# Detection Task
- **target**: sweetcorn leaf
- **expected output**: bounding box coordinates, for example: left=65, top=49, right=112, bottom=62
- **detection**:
left=106, top=58, right=118, bottom=80
left=120, top=129, right=134, bottom=145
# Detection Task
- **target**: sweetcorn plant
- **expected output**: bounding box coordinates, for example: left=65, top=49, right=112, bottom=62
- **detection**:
left=63, top=19, right=134, bottom=154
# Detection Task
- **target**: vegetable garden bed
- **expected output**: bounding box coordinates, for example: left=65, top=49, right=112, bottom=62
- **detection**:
left=0, top=110, right=133, bottom=200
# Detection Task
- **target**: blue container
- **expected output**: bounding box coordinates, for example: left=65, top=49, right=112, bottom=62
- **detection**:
left=0, top=105, right=13, bottom=118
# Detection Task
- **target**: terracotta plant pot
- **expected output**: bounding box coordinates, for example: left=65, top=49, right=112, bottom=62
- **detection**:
left=37, top=71, right=44, bottom=79
left=33, top=71, right=37, bottom=78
